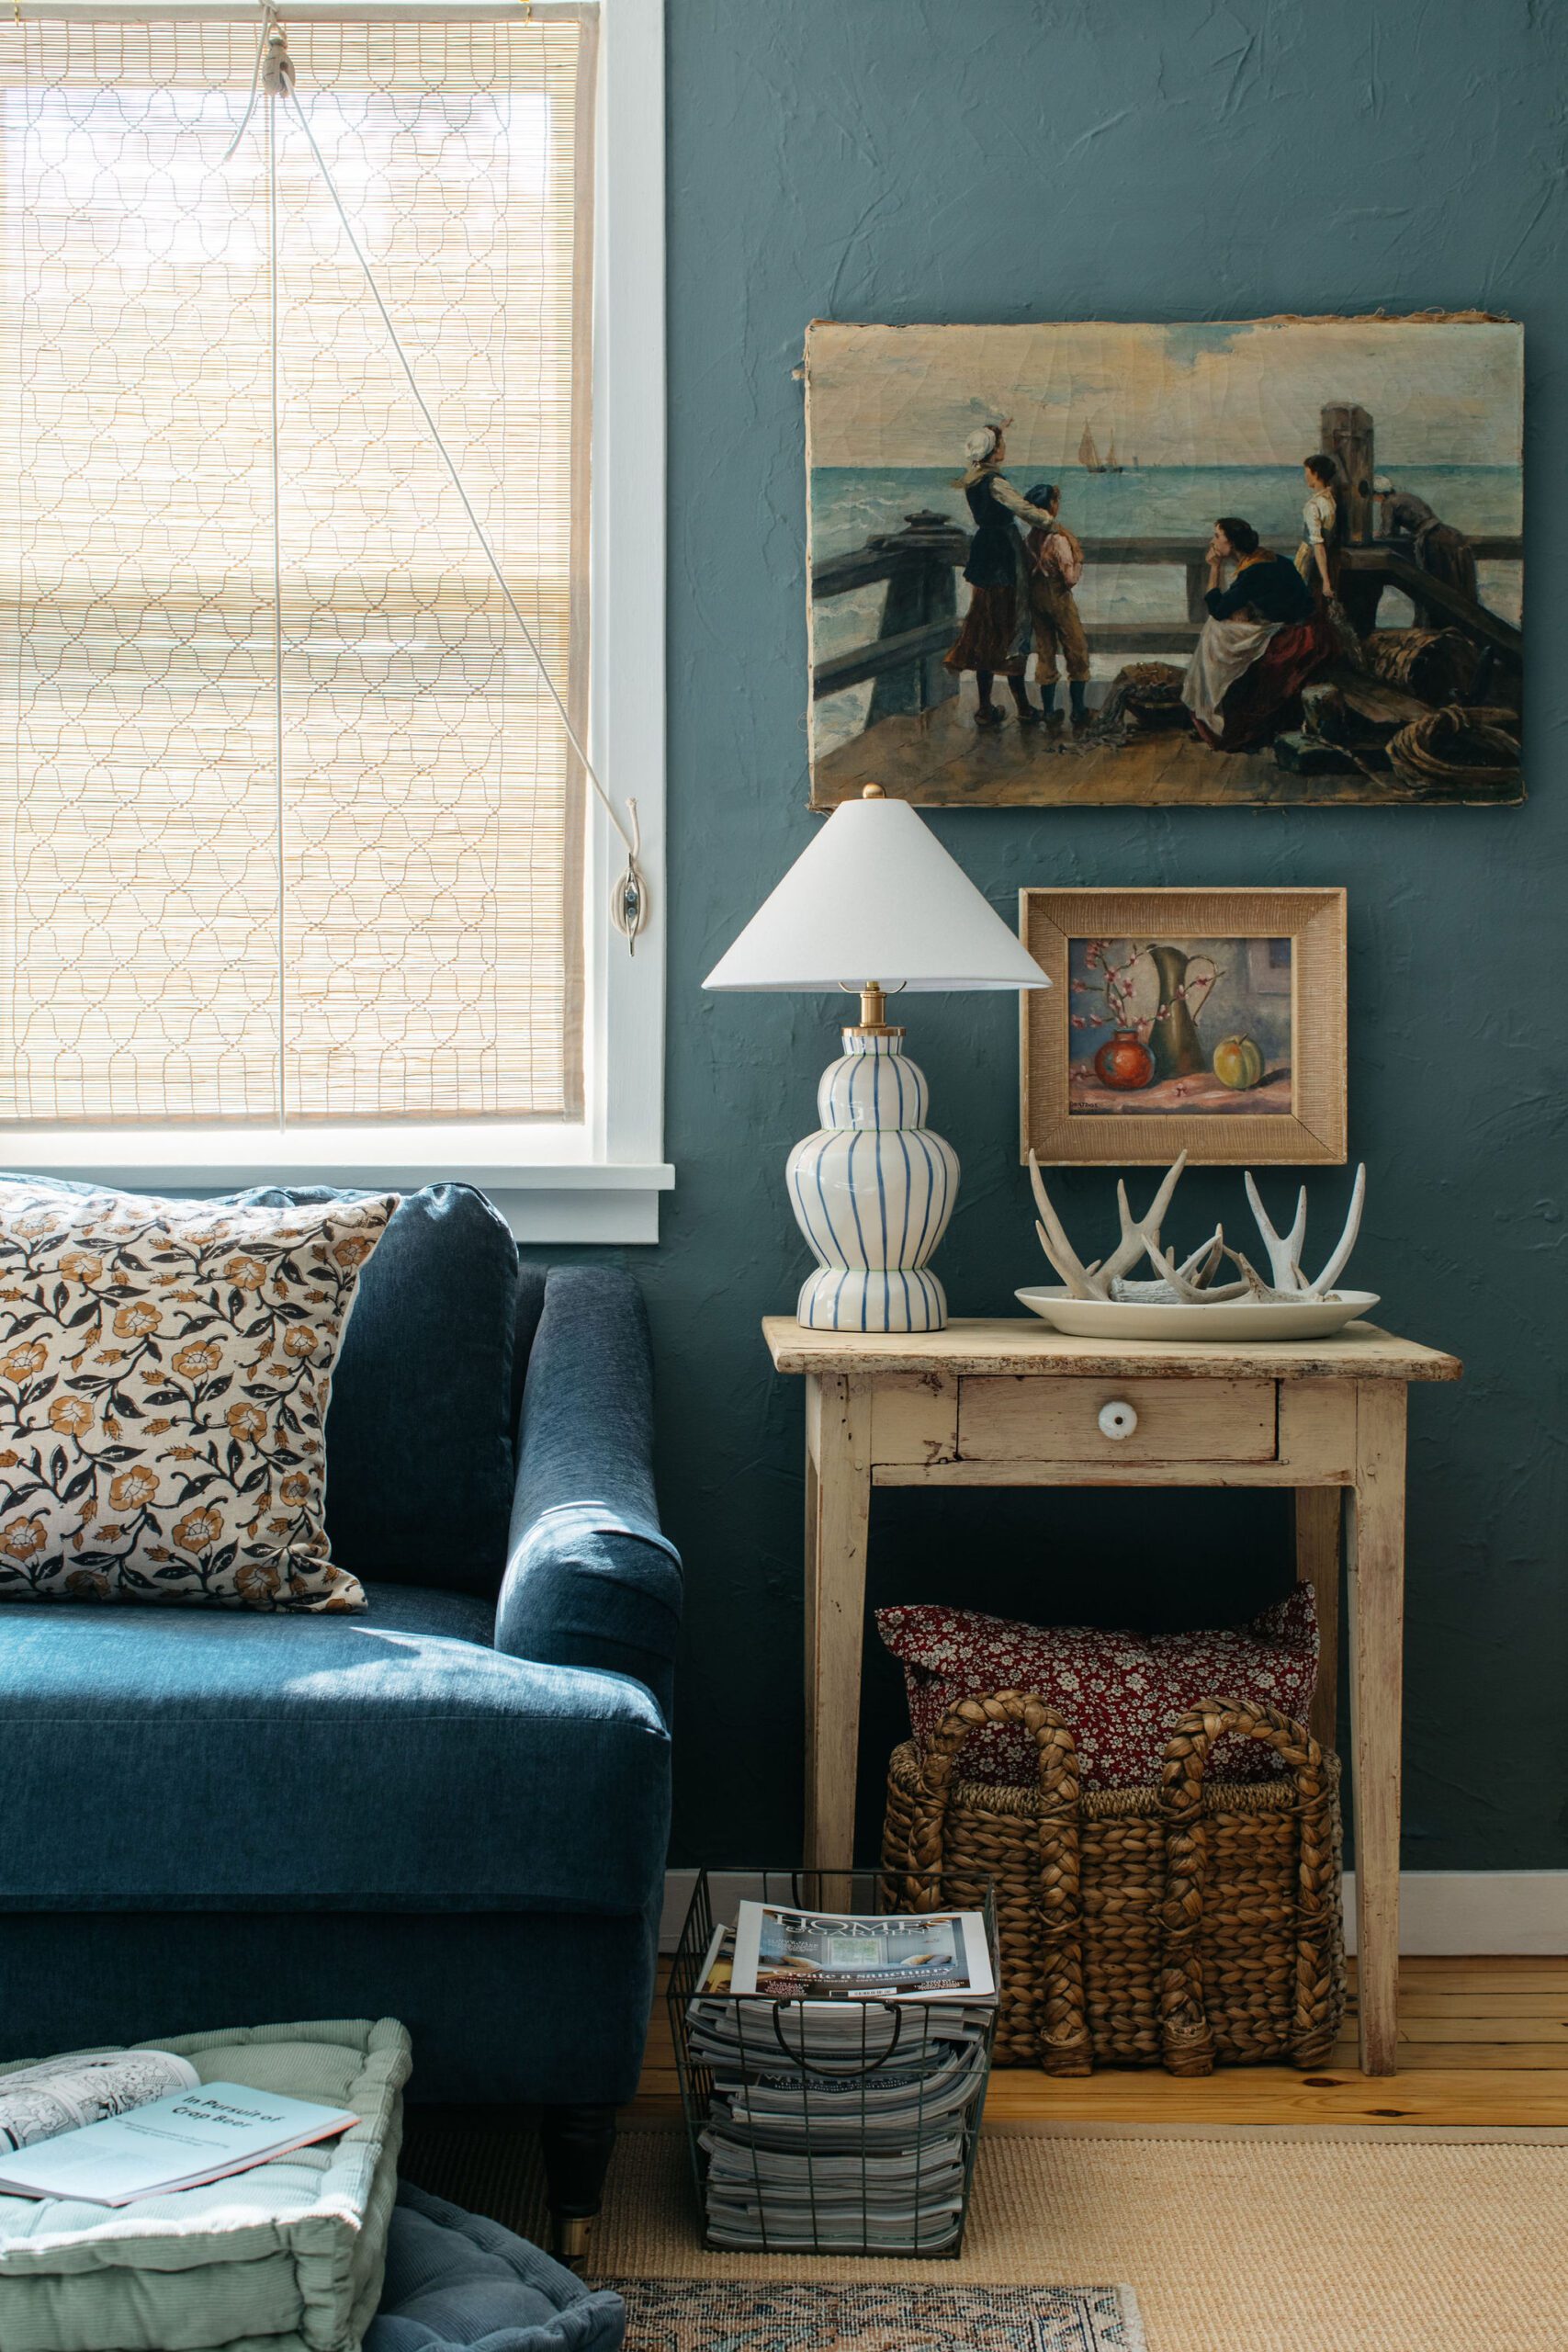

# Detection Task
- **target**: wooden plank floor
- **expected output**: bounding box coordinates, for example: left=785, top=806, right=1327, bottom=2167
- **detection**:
left=637, top=1956, right=1568, bottom=2138
left=809, top=687, right=1461, bottom=809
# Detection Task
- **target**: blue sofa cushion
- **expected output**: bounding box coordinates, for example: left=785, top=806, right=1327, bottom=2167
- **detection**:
left=0, top=1177, right=522, bottom=1598
left=0, top=1580, right=669, bottom=1915
left=237, top=1184, right=520, bottom=1597
left=368, top=2186, right=625, bottom=2350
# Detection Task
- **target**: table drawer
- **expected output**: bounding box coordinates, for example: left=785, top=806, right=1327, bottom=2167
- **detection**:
left=958, top=1375, right=1279, bottom=1464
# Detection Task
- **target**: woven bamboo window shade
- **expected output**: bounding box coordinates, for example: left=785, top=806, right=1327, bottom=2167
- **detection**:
left=0, top=8, right=595, bottom=1125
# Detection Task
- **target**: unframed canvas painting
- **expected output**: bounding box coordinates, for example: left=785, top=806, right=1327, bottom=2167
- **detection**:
left=805, top=316, right=1523, bottom=808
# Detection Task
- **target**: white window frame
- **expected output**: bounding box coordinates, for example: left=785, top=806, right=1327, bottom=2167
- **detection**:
left=0, top=0, right=670, bottom=1242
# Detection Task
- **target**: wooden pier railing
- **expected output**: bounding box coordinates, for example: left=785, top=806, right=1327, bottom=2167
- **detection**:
left=812, top=511, right=1522, bottom=705
left=1338, top=544, right=1522, bottom=660
left=809, top=511, right=969, bottom=725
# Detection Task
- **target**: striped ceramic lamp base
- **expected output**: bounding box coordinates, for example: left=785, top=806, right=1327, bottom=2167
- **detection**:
left=786, top=1028, right=959, bottom=1332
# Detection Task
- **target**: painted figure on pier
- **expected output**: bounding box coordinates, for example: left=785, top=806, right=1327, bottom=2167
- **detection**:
left=1183, top=517, right=1333, bottom=752
left=1371, top=473, right=1479, bottom=606
left=1021, top=482, right=1091, bottom=730
left=941, top=423, right=1058, bottom=729
left=1294, top=453, right=1341, bottom=606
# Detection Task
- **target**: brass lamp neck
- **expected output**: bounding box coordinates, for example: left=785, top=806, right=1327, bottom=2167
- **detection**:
left=850, top=982, right=903, bottom=1037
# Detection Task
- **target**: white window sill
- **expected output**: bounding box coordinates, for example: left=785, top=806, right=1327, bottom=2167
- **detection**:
left=0, top=1131, right=676, bottom=1244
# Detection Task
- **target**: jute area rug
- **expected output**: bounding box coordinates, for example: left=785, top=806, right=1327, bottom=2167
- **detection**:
left=400, top=2115, right=1568, bottom=2352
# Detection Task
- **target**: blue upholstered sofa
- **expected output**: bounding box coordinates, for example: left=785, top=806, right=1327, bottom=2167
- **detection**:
left=0, top=1181, right=682, bottom=2243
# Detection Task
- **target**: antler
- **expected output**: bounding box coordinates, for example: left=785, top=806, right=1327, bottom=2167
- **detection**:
left=1029, top=1152, right=1109, bottom=1299
left=1030, top=1153, right=1192, bottom=1301
left=1242, top=1164, right=1367, bottom=1298
left=1243, top=1173, right=1309, bottom=1291
left=1303, top=1161, right=1366, bottom=1297
left=1098, top=1153, right=1190, bottom=1284
left=1220, top=1244, right=1295, bottom=1301
left=1175, top=1227, right=1226, bottom=1289
left=1148, top=1232, right=1251, bottom=1304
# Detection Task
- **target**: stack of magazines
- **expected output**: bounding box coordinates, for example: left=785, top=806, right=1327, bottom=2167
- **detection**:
left=682, top=1896, right=996, bottom=2253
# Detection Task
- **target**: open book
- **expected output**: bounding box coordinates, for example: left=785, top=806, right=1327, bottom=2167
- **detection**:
left=0, top=2049, right=201, bottom=2154
left=0, top=2080, right=357, bottom=2207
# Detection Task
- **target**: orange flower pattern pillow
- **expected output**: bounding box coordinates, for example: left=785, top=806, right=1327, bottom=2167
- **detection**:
left=0, top=1182, right=399, bottom=1610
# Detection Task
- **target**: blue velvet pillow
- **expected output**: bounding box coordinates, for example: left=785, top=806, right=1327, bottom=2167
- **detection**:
left=367, top=2185, right=625, bottom=2351
left=235, top=1183, right=520, bottom=1596
left=0, top=1175, right=521, bottom=1599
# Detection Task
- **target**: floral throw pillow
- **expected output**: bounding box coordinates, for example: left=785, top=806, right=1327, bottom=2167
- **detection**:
left=877, top=1584, right=1320, bottom=1790
left=0, top=1182, right=399, bottom=1611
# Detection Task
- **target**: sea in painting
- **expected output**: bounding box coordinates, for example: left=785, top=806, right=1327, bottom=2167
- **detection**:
left=805, top=319, right=1524, bottom=808
left=1068, top=934, right=1292, bottom=1118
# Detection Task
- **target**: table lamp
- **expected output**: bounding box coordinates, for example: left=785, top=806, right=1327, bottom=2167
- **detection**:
left=704, top=785, right=1049, bottom=1331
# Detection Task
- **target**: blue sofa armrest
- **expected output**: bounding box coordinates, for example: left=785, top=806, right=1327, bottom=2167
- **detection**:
left=493, top=1266, right=682, bottom=1718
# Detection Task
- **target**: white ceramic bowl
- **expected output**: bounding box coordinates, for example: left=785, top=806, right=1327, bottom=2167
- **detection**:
left=1013, top=1286, right=1382, bottom=1342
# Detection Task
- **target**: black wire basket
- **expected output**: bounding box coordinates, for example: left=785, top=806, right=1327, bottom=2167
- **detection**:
left=668, top=1867, right=998, bottom=2257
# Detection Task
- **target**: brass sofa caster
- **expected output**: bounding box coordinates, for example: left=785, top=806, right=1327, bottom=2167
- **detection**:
left=552, top=2213, right=592, bottom=2267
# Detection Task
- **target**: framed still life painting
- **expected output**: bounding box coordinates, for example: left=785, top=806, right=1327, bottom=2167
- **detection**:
left=1020, top=888, right=1347, bottom=1167
left=805, top=316, right=1522, bottom=809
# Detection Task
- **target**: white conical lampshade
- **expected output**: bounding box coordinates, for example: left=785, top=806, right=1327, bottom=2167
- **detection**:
left=704, top=788, right=1049, bottom=993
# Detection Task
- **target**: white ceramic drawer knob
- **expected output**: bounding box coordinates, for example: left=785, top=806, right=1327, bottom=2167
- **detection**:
left=1098, top=1399, right=1139, bottom=1441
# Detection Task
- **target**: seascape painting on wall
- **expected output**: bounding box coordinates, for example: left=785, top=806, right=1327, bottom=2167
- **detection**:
left=1021, top=888, right=1347, bottom=1166
left=805, top=317, right=1523, bottom=808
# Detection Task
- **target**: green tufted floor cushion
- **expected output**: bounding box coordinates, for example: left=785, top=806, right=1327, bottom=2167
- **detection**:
left=0, top=2018, right=411, bottom=2352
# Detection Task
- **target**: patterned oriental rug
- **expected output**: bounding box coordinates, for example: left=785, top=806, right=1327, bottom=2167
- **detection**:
left=612, top=2278, right=1143, bottom=2348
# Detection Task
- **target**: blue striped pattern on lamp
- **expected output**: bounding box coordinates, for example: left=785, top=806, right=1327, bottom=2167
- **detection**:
left=786, top=1031, right=958, bottom=1332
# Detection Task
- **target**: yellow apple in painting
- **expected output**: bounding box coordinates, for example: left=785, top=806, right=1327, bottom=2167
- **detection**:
left=1213, top=1034, right=1266, bottom=1091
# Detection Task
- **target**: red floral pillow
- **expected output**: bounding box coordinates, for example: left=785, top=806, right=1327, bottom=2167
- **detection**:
left=877, top=1584, right=1319, bottom=1791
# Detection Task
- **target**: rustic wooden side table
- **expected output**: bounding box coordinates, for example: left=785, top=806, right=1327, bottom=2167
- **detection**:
left=763, top=1315, right=1461, bottom=2075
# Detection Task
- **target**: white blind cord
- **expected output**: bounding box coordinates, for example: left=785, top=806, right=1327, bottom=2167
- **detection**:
left=265, top=31, right=288, bottom=1120
left=243, top=13, right=648, bottom=953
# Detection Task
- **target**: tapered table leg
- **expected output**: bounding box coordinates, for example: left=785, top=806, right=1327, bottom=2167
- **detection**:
left=1294, top=1486, right=1343, bottom=1752
left=1347, top=1383, right=1408, bottom=2075
left=803, top=1372, right=873, bottom=1878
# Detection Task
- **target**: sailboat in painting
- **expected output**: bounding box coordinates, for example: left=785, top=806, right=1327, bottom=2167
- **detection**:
left=1077, top=419, right=1123, bottom=474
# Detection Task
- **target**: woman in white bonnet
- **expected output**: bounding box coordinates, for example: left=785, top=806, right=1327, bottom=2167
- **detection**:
left=1372, top=472, right=1478, bottom=609
left=942, top=420, right=1060, bottom=728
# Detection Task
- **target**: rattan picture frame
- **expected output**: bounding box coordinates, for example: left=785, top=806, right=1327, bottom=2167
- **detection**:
left=1020, top=886, right=1347, bottom=1166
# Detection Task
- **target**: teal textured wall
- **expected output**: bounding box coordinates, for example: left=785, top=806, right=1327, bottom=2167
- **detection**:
left=586, top=1, right=1565, bottom=1868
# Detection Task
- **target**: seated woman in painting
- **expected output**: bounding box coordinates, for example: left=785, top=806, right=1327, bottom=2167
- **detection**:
left=1182, top=517, right=1335, bottom=752
left=943, top=422, right=1060, bottom=728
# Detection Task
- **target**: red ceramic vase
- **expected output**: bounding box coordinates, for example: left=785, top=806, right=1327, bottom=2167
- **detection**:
left=1093, top=1027, right=1155, bottom=1091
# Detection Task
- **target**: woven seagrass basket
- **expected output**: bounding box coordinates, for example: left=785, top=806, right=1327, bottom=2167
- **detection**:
left=882, top=1690, right=1344, bottom=2075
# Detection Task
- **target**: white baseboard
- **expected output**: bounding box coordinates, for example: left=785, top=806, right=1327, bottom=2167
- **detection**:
left=1343, top=1871, right=1567, bottom=1956
left=660, top=1869, right=1566, bottom=1957
left=660, top=1869, right=762, bottom=1951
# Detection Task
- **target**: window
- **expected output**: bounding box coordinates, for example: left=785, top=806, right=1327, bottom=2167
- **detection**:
left=0, top=1, right=667, bottom=1238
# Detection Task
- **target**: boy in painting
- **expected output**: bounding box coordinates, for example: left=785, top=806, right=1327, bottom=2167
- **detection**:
left=943, top=423, right=1060, bottom=728
left=1021, top=482, right=1091, bottom=729
left=1294, top=453, right=1340, bottom=605
left=1183, top=517, right=1333, bottom=752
